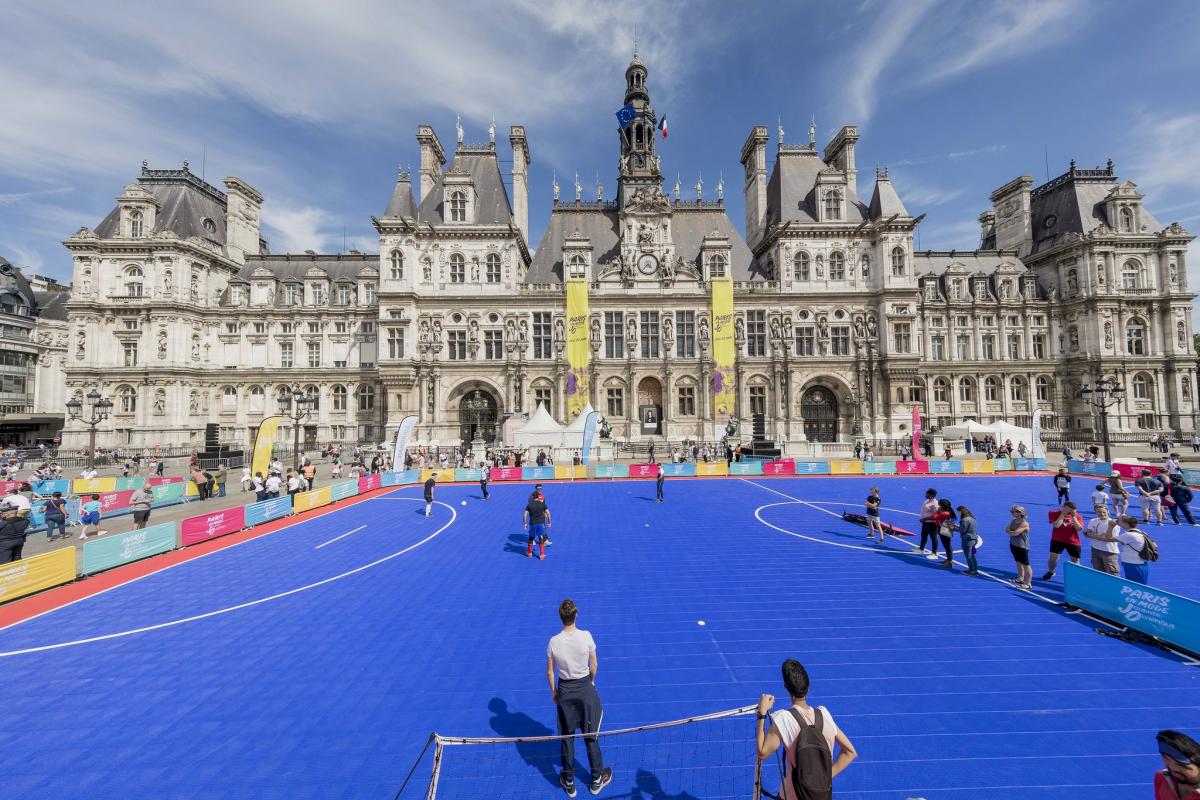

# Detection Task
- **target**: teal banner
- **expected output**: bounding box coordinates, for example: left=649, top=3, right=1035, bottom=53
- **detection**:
left=150, top=482, right=187, bottom=508
left=928, top=460, right=964, bottom=474
left=32, top=479, right=71, bottom=495
left=115, top=477, right=146, bottom=492
left=1067, top=459, right=1111, bottom=477
left=1182, top=468, right=1200, bottom=487
left=330, top=480, right=359, bottom=502
left=1064, top=561, right=1200, bottom=654
left=82, top=521, right=177, bottom=575
left=863, top=461, right=897, bottom=475
left=993, top=457, right=1012, bottom=471
left=383, top=470, right=421, bottom=487
left=245, top=495, right=292, bottom=526
left=1013, top=457, right=1048, bottom=471
left=729, top=462, right=764, bottom=476
left=793, top=461, right=831, bottom=475
left=661, top=463, right=696, bottom=477
left=455, top=468, right=483, bottom=482
left=591, top=464, right=628, bottom=479
left=522, top=466, right=556, bottom=481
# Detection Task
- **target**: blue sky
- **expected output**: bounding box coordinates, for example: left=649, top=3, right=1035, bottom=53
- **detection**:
left=2, top=0, right=1198, bottom=296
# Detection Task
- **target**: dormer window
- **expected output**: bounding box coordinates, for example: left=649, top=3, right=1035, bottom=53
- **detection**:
left=230, top=285, right=245, bottom=305
left=708, top=253, right=728, bottom=278
left=450, top=191, right=467, bottom=222
left=130, top=210, right=144, bottom=238
left=285, top=284, right=301, bottom=306
left=336, top=284, right=352, bottom=306
left=568, top=255, right=587, bottom=279
left=1120, top=207, right=1134, bottom=233
left=310, top=283, right=326, bottom=305
left=924, top=281, right=938, bottom=300
left=824, top=190, right=842, bottom=221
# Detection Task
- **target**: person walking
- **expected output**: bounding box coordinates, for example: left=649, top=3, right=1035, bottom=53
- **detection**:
left=918, top=488, right=939, bottom=560
left=302, top=461, right=317, bottom=488
left=43, top=490, right=68, bottom=541
left=1106, top=471, right=1131, bottom=516
left=655, top=467, right=664, bottom=502
left=933, top=499, right=956, bottom=569
left=546, top=599, right=612, bottom=797
left=129, top=484, right=154, bottom=530
left=423, top=472, right=437, bottom=517
left=647, top=443, right=655, bottom=464
left=1084, top=505, right=1120, bottom=576
left=1053, top=468, right=1072, bottom=504
left=479, top=463, right=490, bottom=500
left=1169, top=476, right=1197, bottom=526
left=1006, top=505, right=1032, bottom=589
left=1136, top=469, right=1165, bottom=526
left=1042, top=501, right=1084, bottom=581
left=214, top=464, right=228, bottom=498
left=524, top=490, right=551, bottom=559
left=864, top=487, right=883, bottom=544
left=755, top=659, right=857, bottom=800
left=956, top=506, right=980, bottom=575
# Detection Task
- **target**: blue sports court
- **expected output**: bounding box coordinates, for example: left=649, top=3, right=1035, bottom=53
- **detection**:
left=0, top=474, right=1196, bottom=799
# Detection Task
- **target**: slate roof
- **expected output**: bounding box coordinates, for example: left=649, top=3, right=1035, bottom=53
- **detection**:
left=0, top=257, right=71, bottom=320
left=230, top=253, right=376, bottom=306
left=95, top=167, right=230, bottom=246
left=913, top=250, right=1026, bottom=277
left=415, top=149, right=513, bottom=225
left=765, top=149, right=868, bottom=226
left=1029, top=168, right=1163, bottom=254
left=383, top=172, right=417, bottom=218
left=31, top=290, right=71, bottom=321
left=868, top=175, right=909, bottom=219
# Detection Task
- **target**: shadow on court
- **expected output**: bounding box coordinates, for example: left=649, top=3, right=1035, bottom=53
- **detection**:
left=486, top=698, right=565, bottom=790
left=504, top=533, right=532, bottom=556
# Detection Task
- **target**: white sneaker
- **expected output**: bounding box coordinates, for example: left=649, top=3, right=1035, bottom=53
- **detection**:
left=925, top=553, right=939, bottom=560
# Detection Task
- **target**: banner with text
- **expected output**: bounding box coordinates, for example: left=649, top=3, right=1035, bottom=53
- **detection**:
left=244, top=495, right=293, bottom=527
left=150, top=482, right=187, bottom=508
left=0, top=546, right=76, bottom=603
left=1031, top=408, right=1045, bottom=461
left=565, top=278, right=590, bottom=418
left=660, top=463, right=696, bottom=477
left=330, top=480, right=359, bottom=502
left=358, top=473, right=382, bottom=493
left=251, top=415, right=283, bottom=480
left=383, top=470, right=421, bottom=487
left=1064, top=561, right=1200, bottom=654
left=580, top=410, right=599, bottom=466
left=392, top=414, right=418, bottom=471
left=180, top=506, right=246, bottom=546
left=709, top=275, right=736, bottom=417
left=294, top=486, right=333, bottom=513
left=82, top=522, right=177, bottom=575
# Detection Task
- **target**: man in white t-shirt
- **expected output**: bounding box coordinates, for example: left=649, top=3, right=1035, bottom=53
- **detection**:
left=1083, top=505, right=1119, bottom=575
left=0, top=488, right=31, bottom=518
left=756, top=659, right=857, bottom=800
left=545, top=599, right=612, bottom=797
left=1094, top=514, right=1151, bottom=585
left=264, top=474, right=283, bottom=498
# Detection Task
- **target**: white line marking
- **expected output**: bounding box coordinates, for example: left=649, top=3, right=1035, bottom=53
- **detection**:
left=314, top=525, right=367, bottom=549
left=0, top=501, right=457, bottom=658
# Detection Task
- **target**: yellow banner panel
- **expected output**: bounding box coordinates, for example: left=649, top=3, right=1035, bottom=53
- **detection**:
left=709, top=276, right=736, bottom=416
left=565, top=278, right=590, bottom=419
left=0, top=546, right=76, bottom=603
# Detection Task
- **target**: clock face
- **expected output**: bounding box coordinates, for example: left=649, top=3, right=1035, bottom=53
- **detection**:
left=637, top=254, right=658, bottom=275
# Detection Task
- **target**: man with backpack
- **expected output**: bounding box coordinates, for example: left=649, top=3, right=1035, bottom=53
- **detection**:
left=1094, top=514, right=1157, bottom=585
left=756, top=659, right=857, bottom=799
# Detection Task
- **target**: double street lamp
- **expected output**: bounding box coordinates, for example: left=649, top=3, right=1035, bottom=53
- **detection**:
left=66, top=388, right=113, bottom=469
left=1080, top=377, right=1125, bottom=464
left=278, top=385, right=315, bottom=472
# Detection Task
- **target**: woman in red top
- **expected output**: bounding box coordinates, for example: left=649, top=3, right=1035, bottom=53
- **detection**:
left=1042, top=500, right=1084, bottom=581
left=932, top=498, right=956, bottom=569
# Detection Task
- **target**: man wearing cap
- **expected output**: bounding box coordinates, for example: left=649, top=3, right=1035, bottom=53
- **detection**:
left=1155, top=730, right=1200, bottom=799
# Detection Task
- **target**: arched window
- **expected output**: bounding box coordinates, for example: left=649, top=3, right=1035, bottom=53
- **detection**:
left=708, top=253, right=727, bottom=278
left=304, top=384, right=320, bottom=411
left=1133, top=373, right=1151, bottom=400
left=119, top=385, right=137, bottom=413
left=249, top=385, right=265, bottom=413
left=449, top=192, right=466, bottom=222
left=130, top=210, right=143, bottom=238
left=824, top=190, right=842, bottom=220
left=449, top=253, right=465, bottom=283
left=891, top=247, right=905, bottom=276
left=332, top=384, right=347, bottom=411
left=1036, top=376, right=1052, bottom=402
left=933, top=377, right=950, bottom=402
left=984, top=376, right=1000, bottom=402
left=1011, top=376, right=1026, bottom=402
left=860, top=254, right=870, bottom=278
left=222, top=385, right=237, bottom=411
left=357, top=384, right=375, bottom=411
left=1126, top=319, right=1146, bottom=355
left=958, top=377, right=975, bottom=402
left=389, top=250, right=403, bottom=280
left=1122, top=259, right=1142, bottom=290
left=124, top=265, right=144, bottom=297
left=486, top=252, right=502, bottom=283
left=793, top=252, right=809, bottom=281
left=568, top=254, right=586, bottom=279
left=1120, top=207, right=1134, bottom=233
left=828, top=251, right=845, bottom=280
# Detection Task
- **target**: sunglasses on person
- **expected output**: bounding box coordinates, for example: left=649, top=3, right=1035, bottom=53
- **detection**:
left=1160, top=741, right=1195, bottom=766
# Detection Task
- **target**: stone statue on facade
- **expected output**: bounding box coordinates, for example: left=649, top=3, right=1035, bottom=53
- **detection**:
left=75, top=330, right=86, bottom=360
left=158, top=330, right=168, bottom=358
left=599, top=417, right=612, bottom=439
left=626, top=316, right=638, bottom=353
left=1104, top=321, right=1114, bottom=349
left=153, top=391, right=165, bottom=415
left=590, top=317, right=601, bottom=352
left=853, top=317, right=865, bottom=340
left=734, top=316, right=745, bottom=347
left=866, top=315, right=877, bottom=338
left=699, top=316, right=710, bottom=344
left=662, top=314, right=674, bottom=349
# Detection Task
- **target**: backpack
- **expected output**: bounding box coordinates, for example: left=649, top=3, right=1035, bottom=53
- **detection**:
left=1133, top=530, right=1159, bottom=563
left=785, top=707, right=833, bottom=800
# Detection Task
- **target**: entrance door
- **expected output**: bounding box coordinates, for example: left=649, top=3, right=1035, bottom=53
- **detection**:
left=459, top=389, right=499, bottom=444
left=637, top=377, right=663, bottom=435
left=801, top=386, right=838, bottom=443
left=304, top=426, right=318, bottom=449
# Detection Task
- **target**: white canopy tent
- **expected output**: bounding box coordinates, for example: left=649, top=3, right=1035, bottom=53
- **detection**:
left=561, top=403, right=596, bottom=449
left=511, top=403, right=565, bottom=448
left=941, top=420, right=996, bottom=440
left=942, top=419, right=1035, bottom=449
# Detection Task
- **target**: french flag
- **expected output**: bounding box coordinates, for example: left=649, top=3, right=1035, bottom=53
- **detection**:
left=659, top=115, right=668, bottom=139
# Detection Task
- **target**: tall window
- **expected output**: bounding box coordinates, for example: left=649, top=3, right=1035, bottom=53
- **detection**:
left=450, top=191, right=466, bottom=222
left=1033, top=334, right=1046, bottom=359
left=1036, top=376, right=1051, bottom=402
left=709, top=254, right=727, bottom=278
left=908, top=378, right=925, bottom=403
left=828, top=251, right=845, bottom=281
left=123, top=342, right=138, bottom=366
left=336, top=284, right=352, bottom=305
left=1007, top=334, right=1021, bottom=359
left=604, top=311, right=624, bottom=358
left=930, top=335, right=945, bottom=361
left=982, top=335, right=996, bottom=360
left=120, top=385, right=137, bottom=413
left=824, top=190, right=842, bottom=220
left=675, top=311, right=696, bottom=357
left=450, top=253, right=465, bottom=284
left=1133, top=373, right=1150, bottom=399
left=310, top=283, right=326, bottom=305
left=486, top=253, right=501, bottom=283
left=357, top=385, right=375, bottom=411
left=1011, top=377, right=1026, bottom=402
left=364, top=283, right=376, bottom=304
left=249, top=386, right=265, bottom=413
left=959, top=377, right=975, bottom=402
left=389, top=250, right=403, bottom=279
left=307, top=342, right=321, bottom=367
left=130, top=210, right=143, bottom=238
left=933, top=377, right=949, bottom=402
left=448, top=330, right=467, bottom=360
left=830, top=326, right=850, bottom=356
left=985, top=376, right=1000, bottom=402
left=484, top=329, right=503, bottom=359
left=640, top=311, right=660, bottom=358
left=749, top=385, right=767, bottom=416
left=304, top=385, right=320, bottom=411
left=332, top=384, right=347, bottom=411
left=746, top=310, right=767, bottom=356
left=567, top=255, right=586, bottom=279
left=285, top=285, right=301, bottom=306
left=1122, top=260, right=1142, bottom=290
left=1126, top=320, right=1146, bottom=355
left=606, top=387, right=624, bottom=417
left=794, top=252, right=810, bottom=281
left=534, top=387, right=552, bottom=411
left=533, top=312, right=553, bottom=359
left=1120, top=207, right=1133, bottom=233
left=387, top=328, right=404, bottom=359
left=677, top=385, right=696, bottom=416
left=891, top=247, right=905, bottom=276
left=124, top=266, right=143, bottom=296
left=795, top=326, right=815, bottom=356
left=956, top=335, right=970, bottom=360
left=893, top=322, right=911, bottom=353
left=280, top=341, right=293, bottom=368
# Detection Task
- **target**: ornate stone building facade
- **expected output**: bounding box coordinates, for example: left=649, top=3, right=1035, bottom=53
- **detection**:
left=0, top=257, right=70, bottom=444
left=59, top=57, right=1196, bottom=451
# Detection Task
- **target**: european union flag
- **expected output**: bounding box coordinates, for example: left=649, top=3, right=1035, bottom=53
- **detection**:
left=615, top=103, right=635, bottom=129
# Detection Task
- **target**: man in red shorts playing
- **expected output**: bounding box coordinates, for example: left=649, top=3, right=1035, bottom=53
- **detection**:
left=1042, top=500, right=1084, bottom=581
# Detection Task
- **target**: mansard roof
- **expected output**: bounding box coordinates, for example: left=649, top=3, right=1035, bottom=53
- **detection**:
left=868, top=172, right=909, bottom=219
left=526, top=204, right=763, bottom=284
left=31, top=289, right=71, bottom=321
left=765, top=147, right=868, bottom=226
left=382, top=170, right=417, bottom=218
left=415, top=147, right=513, bottom=225
left=95, top=164, right=231, bottom=246
left=0, top=257, right=71, bottom=320
left=913, top=249, right=1028, bottom=277
left=1028, top=163, right=1163, bottom=254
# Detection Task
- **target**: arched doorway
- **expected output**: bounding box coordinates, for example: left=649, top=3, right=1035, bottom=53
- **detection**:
left=459, top=389, right=499, bottom=444
left=637, top=377, right=663, bottom=435
left=801, top=386, right=838, bottom=443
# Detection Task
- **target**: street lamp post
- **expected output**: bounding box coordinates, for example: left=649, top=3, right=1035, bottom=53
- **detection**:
left=66, top=388, right=113, bottom=470
left=279, top=385, right=313, bottom=472
left=848, top=388, right=865, bottom=436
left=1080, top=377, right=1126, bottom=464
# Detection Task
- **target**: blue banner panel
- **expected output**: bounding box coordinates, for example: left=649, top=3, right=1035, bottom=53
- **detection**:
left=728, top=462, right=764, bottom=476
left=928, top=460, right=964, bottom=474
left=82, top=521, right=177, bottom=575
left=1013, top=457, right=1048, bottom=471
left=591, top=464, right=629, bottom=479
left=863, top=461, right=897, bottom=475
left=660, top=463, right=696, bottom=477
left=383, top=470, right=421, bottom=487
left=329, top=480, right=359, bottom=502
left=1182, top=468, right=1200, bottom=487
left=1067, top=459, right=1112, bottom=477
left=455, top=468, right=483, bottom=482
left=32, top=479, right=71, bottom=496
left=522, top=466, right=556, bottom=481
left=793, top=461, right=831, bottom=475
left=244, top=495, right=293, bottom=527
left=992, top=457, right=1012, bottom=471
left=1064, top=561, right=1200, bottom=655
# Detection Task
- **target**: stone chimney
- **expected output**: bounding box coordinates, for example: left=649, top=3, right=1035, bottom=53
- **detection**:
left=223, top=177, right=263, bottom=265
left=510, top=125, right=530, bottom=242
left=740, top=126, right=769, bottom=249
left=823, top=125, right=859, bottom=194
left=416, top=125, right=446, bottom=204
left=989, top=176, right=1033, bottom=255
left=978, top=210, right=996, bottom=248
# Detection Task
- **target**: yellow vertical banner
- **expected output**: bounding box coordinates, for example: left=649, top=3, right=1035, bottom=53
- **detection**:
left=251, top=415, right=283, bottom=478
left=709, top=276, right=736, bottom=416
left=565, top=277, right=590, bottom=418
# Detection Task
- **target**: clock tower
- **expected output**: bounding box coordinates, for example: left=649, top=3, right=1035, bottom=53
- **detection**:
left=616, top=54, right=674, bottom=282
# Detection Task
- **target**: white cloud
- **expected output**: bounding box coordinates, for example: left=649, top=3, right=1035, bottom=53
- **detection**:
left=261, top=205, right=341, bottom=254
left=899, top=183, right=966, bottom=208
left=842, top=0, right=937, bottom=122
left=1129, top=113, right=1200, bottom=199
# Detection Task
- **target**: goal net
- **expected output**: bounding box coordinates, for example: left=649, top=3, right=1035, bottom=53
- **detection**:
left=396, top=704, right=764, bottom=799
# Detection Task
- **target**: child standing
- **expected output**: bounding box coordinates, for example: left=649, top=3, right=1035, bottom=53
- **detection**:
left=78, top=493, right=104, bottom=540
left=1091, top=482, right=1110, bottom=513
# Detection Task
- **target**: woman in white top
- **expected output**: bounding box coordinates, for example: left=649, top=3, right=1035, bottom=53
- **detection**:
left=1083, top=505, right=1119, bottom=576
left=1093, top=514, right=1151, bottom=584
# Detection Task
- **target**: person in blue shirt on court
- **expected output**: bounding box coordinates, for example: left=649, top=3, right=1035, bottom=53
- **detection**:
left=79, top=493, right=104, bottom=540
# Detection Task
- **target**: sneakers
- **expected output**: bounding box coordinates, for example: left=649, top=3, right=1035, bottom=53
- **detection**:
left=544, top=538, right=553, bottom=546
left=560, top=773, right=577, bottom=798
left=1041, top=571, right=1055, bottom=581
left=589, top=768, right=613, bottom=796
left=924, top=553, right=939, bottom=561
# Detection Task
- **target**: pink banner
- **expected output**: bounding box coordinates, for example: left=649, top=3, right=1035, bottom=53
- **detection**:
left=146, top=476, right=185, bottom=486
left=100, top=489, right=135, bottom=514
left=492, top=467, right=523, bottom=481
left=0, top=480, right=22, bottom=493
left=898, top=460, right=930, bottom=474
left=911, top=406, right=922, bottom=460
left=358, top=473, right=382, bottom=492
left=1112, top=462, right=1153, bottom=480
left=180, top=506, right=246, bottom=546
left=627, top=464, right=660, bottom=478
left=763, top=460, right=796, bottom=476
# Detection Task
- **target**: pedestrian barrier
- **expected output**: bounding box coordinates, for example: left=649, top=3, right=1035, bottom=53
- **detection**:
left=1066, top=459, right=1112, bottom=477
left=82, top=522, right=177, bottom=576
left=928, top=460, right=964, bottom=474
left=1064, top=561, right=1200, bottom=656
left=829, top=460, right=865, bottom=475
left=695, top=462, right=729, bottom=477
left=553, top=465, right=587, bottom=479
left=961, top=460, right=996, bottom=474
left=179, top=506, right=247, bottom=547
left=0, top=546, right=76, bottom=602
left=794, top=461, right=831, bottom=475
left=591, top=464, right=627, bottom=479
left=491, top=467, right=524, bottom=481
left=293, top=486, right=333, bottom=514
left=863, top=461, right=896, bottom=475
left=660, top=463, right=696, bottom=477
left=521, top=466, right=556, bottom=481
left=762, top=460, right=795, bottom=476
left=993, top=457, right=1013, bottom=471
left=244, top=495, right=293, bottom=526
left=357, top=473, right=383, bottom=492
left=455, top=468, right=483, bottom=482
left=626, top=464, right=660, bottom=478
left=728, top=461, right=763, bottom=476
left=330, top=480, right=359, bottom=502
left=72, top=477, right=117, bottom=495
